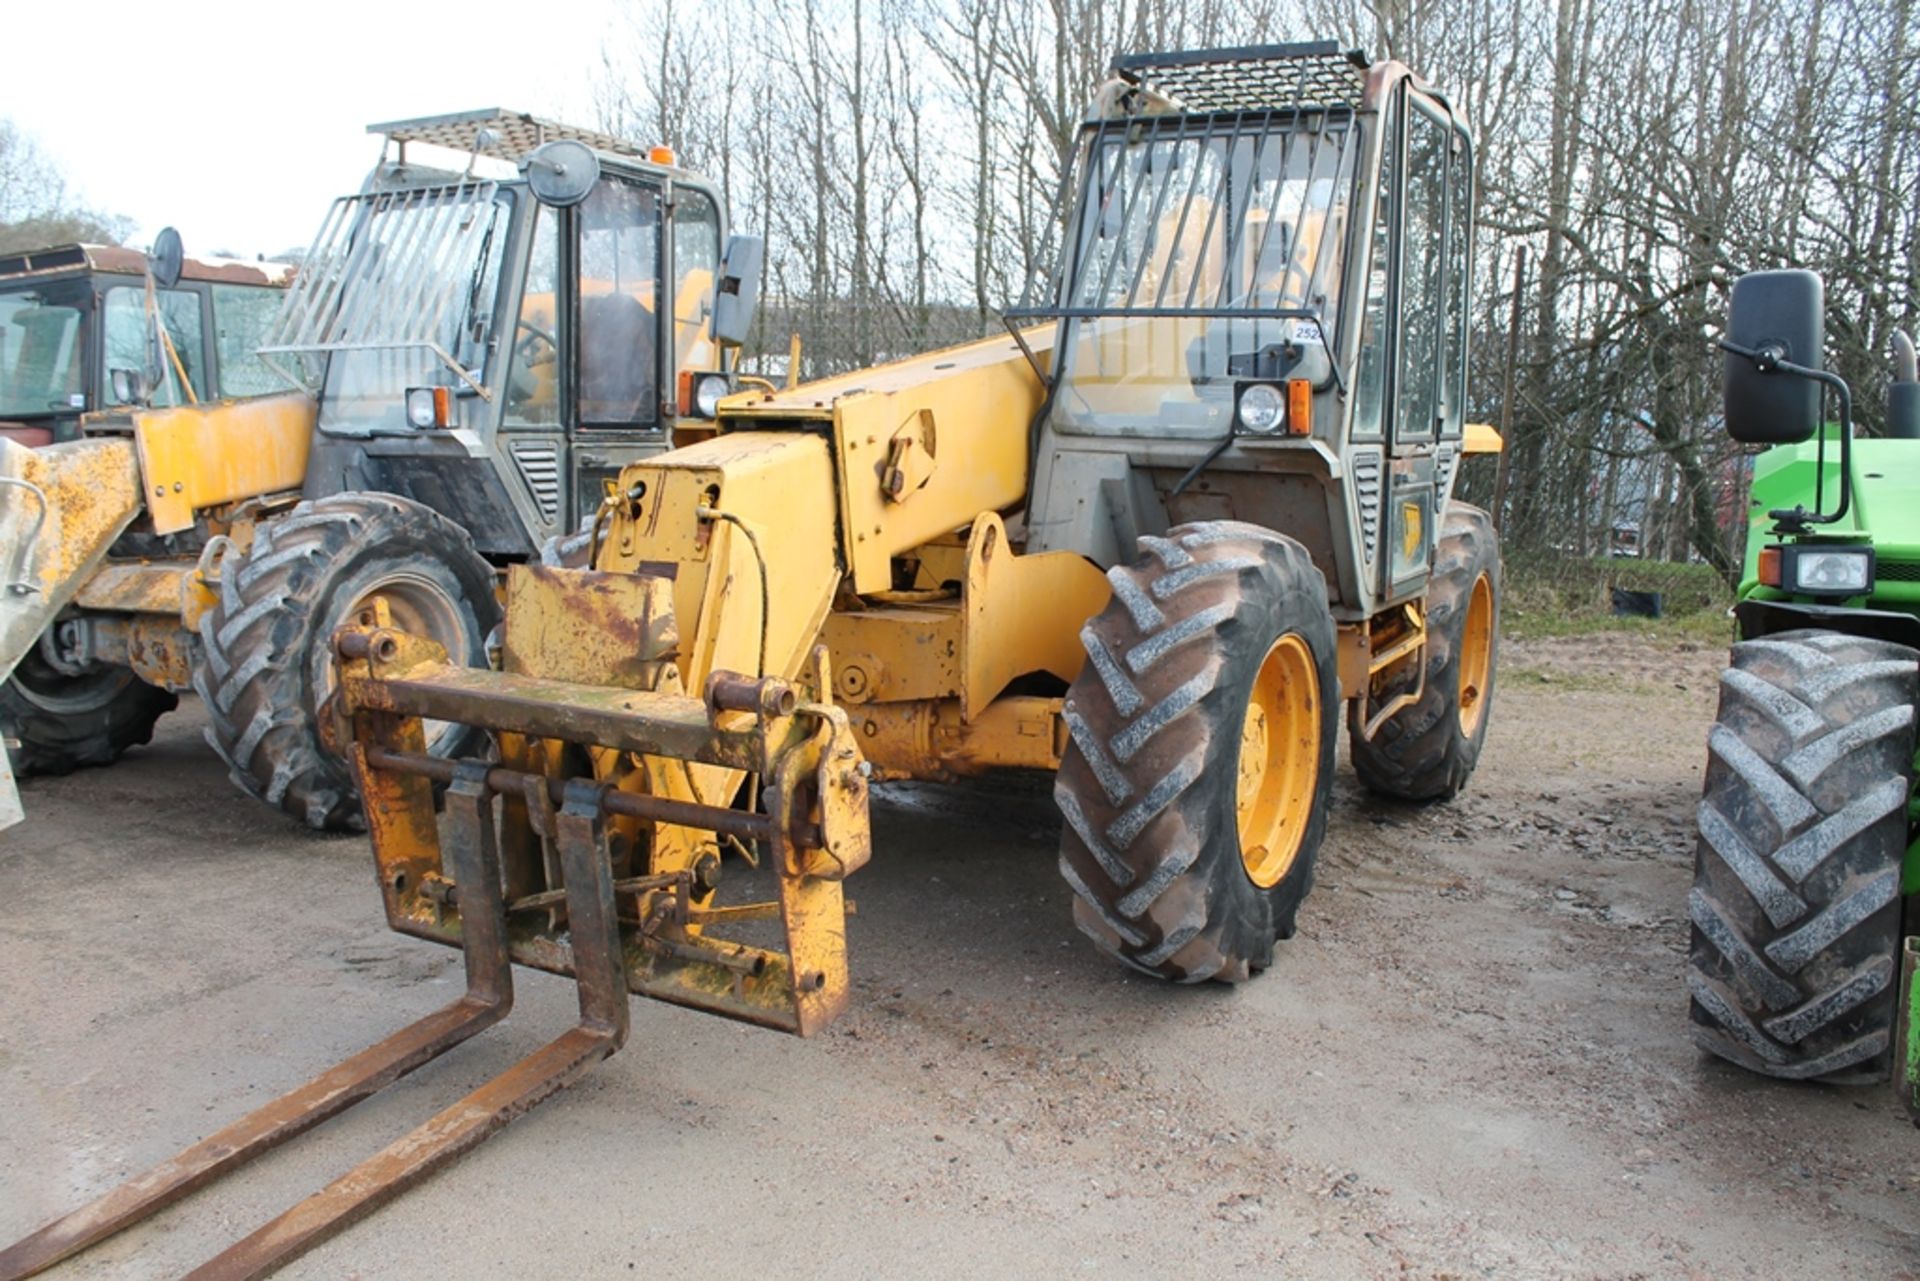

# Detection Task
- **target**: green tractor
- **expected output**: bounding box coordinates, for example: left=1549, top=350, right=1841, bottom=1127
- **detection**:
left=1690, top=269, right=1920, bottom=1116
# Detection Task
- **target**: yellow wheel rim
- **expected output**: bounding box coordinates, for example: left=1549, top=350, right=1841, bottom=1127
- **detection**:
left=1235, top=634, right=1321, bottom=889
left=1458, top=572, right=1494, bottom=738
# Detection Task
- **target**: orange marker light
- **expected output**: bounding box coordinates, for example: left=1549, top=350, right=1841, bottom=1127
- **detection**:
left=649, top=144, right=677, bottom=166
left=1757, top=545, right=1782, bottom=588
left=431, top=386, right=451, bottom=428
left=1286, top=379, right=1312, bottom=436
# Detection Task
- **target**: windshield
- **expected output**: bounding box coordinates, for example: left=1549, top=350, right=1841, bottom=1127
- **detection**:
left=0, top=281, right=90, bottom=418
left=270, top=183, right=513, bottom=433
left=1050, top=114, right=1357, bottom=438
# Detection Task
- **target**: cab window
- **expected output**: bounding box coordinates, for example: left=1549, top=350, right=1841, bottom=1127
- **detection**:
left=210, top=284, right=284, bottom=398
left=576, top=179, right=660, bottom=428
left=504, top=205, right=562, bottom=428
left=1393, top=100, right=1448, bottom=443
left=672, top=189, right=721, bottom=375
left=1349, top=98, right=1397, bottom=441
left=103, top=286, right=207, bottom=405
left=0, top=284, right=88, bottom=416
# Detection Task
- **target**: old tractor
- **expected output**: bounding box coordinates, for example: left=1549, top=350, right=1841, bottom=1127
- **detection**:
left=0, top=44, right=1502, bottom=1277
left=1690, top=270, right=1920, bottom=1107
left=0, top=110, right=762, bottom=831
left=0, top=238, right=290, bottom=448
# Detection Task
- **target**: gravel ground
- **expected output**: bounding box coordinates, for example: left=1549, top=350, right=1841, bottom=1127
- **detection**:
left=2, top=631, right=1917, bottom=1279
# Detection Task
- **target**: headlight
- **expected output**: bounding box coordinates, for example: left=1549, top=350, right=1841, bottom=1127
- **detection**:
left=694, top=373, right=729, bottom=418
left=1788, top=547, right=1872, bottom=594
left=404, top=386, right=449, bottom=429
left=1236, top=382, right=1286, bottom=434
left=678, top=370, right=733, bottom=419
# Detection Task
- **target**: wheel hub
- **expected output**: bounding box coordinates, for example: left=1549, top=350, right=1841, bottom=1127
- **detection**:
left=1458, top=572, right=1494, bottom=737
left=1235, top=634, right=1320, bottom=889
left=311, top=571, right=476, bottom=755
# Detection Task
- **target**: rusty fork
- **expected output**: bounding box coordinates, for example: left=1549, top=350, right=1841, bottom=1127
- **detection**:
left=0, top=767, right=631, bottom=1281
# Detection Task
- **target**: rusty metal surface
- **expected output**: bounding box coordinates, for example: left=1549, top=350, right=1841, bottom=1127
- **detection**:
left=0, top=243, right=296, bottom=287
left=70, top=561, right=195, bottom=616
left=347, top=653, right=770, bottom=771
left=337, top=607, right=869, bottom=1036
left=501, top=564, right=679, bottom=691
left=0, top=437, right=143, bottom=826
left=364, top=745, right=786, bottom=846
left=0, top=438, right=142, bottom=684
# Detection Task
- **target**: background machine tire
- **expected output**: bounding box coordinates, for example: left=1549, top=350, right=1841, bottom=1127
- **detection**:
left=1350, top=502, right=1500, bottom=802
left=1055, top=521, right=1338, bottom=983
left=0, top=649, right=177, bottom=776
left=1687, top=629, right=1917, bottom=1082
left=195, top=493, right=501, bottom=832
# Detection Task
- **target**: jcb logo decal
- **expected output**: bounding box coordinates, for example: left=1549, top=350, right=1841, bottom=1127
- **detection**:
left=1401, top=502, right=1424, bottom=562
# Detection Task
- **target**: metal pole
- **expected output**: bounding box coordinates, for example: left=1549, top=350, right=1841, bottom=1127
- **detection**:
left=1491, top=244, right=1527, bottom=532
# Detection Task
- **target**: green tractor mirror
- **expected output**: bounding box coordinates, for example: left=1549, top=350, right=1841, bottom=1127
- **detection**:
left=1721, top=268, right=1854, bottom=530
left=1722, top=269, right=1825, bottom=445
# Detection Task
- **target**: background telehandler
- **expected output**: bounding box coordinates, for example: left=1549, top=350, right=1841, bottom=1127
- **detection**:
left=1690, top=270, right=1920, bottom=1111
left=0, top=238, right=290, bottom=448
left=0, top=111, right=763, bottom=831
left=0, top=43, right=1505, bottom=1278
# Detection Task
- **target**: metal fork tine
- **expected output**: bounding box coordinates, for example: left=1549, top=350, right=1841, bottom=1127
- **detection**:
left=0, top=769, right=512, bottom=1281
left=185, top=781, right=629, bottom=1281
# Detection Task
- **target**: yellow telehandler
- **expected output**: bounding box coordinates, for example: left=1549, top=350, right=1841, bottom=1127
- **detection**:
left=1, top=43, right=1502, bottom=1279
left=0, top=111, right=759, bottom=832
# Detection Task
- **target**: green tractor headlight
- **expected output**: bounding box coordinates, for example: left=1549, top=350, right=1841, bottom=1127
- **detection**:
left=1783, top=545, right=1874, bottom=596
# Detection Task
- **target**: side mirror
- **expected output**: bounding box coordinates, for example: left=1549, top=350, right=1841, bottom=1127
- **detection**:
left=110, top=367, right=149, bottom=406
left=712, top=234, right=763, bottom=350
left=151, top=227, right=184, bottom=290
left=522, top=140, right=599, bottom=208
left=1723, top=269, right=1824, bottom=444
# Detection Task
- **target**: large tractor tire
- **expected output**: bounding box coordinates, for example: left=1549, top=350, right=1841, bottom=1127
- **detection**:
left=195, top=493, right=500, bottom=832
left=0, top=649, right=177, bottom=776
left=1688, top=629, right=1917, bottom=1082
left=1350, top=502, right=1500, bottom=802
left=1055, top=522, right=1338, bottom=983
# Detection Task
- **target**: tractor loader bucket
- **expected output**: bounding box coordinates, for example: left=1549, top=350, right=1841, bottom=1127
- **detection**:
left=0, top=436, right=145, bottom=829
left=0, top=570, right=868, bottom=1279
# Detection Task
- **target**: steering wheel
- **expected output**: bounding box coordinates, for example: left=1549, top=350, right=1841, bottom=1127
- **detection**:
left=513, top=319, right=558, bottom=364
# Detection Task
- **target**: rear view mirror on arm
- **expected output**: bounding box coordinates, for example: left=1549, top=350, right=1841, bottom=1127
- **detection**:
left=712, top=234, right=763, bottom=350
left=1722, top=269, right=1824, bottom=444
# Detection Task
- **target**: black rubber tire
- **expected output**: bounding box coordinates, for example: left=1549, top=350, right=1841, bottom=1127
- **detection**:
left=1687, top=629, right=1917, bottom=1082
left=194, top=493, right=500, bottom=832
left=1350, top=502, right=1501, bottom=802
left=0, top=649, right=177, bottom=776
left=1055, top=521, right=1338, bottom=983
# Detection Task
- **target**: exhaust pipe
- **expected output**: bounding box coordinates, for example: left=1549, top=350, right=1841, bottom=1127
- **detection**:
left=1889, top=330, right=1920, bottom=439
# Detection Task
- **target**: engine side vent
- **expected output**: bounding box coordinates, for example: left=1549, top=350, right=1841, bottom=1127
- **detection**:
left=510, top=442, right=561, bottom=525
left=1352, top=449, right=1383, bottom=565
left=1434, top=445, right=1458, bottom=506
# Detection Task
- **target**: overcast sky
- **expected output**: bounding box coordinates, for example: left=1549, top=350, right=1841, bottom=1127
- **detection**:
left=7, top=0, right=632, bottom=260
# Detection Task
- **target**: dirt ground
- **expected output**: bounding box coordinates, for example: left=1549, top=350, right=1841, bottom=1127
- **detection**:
left=3, top=631, right=1917, bottom=1280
